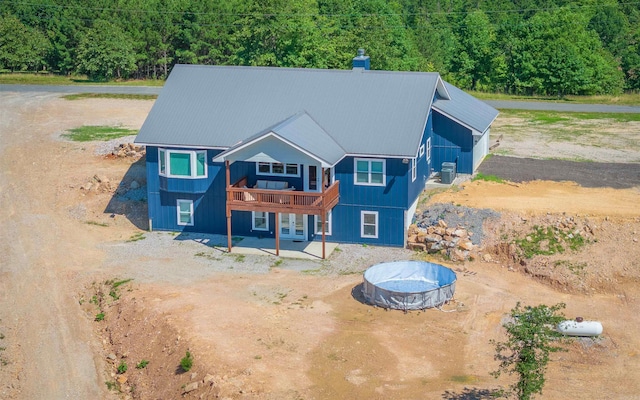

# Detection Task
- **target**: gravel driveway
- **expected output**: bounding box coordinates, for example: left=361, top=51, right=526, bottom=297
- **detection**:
left=479, top=155, right=640, bottom=189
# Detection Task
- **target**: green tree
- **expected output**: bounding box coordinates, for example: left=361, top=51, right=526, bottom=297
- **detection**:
left=491, top=302, right=567, bottom=400
left=451, top=10, right=496, bottom=90
left=76, top=20, right=137, bottom=80
left=0, top=14, right=49, bottom=71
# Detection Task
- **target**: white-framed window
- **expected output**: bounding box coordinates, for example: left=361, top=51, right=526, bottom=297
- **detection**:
left=354, top=158, right=385, bottom=186
left=256, top=162, right=300, bottom=177
left=176, top=199, right=194, bottom=226
left=361, top=211, right=378, bottom=238
left=252, top=211, right=269, bottom=231
left=314, top=211, right=332, bottom=235
left=419, top=144, right=425, bottom=157
left=411, top=157, right=417, bottom=182
left=426, top=138, right=432, bottom=162
left=159, top=148, right=207, bottom=178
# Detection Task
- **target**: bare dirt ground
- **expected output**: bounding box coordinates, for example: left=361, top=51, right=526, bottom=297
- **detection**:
left=1, top=94, right=639, bottom=400
left=490, top=113, right=640, bottom=163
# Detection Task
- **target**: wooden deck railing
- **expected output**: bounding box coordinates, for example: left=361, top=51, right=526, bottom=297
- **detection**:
left=226, top=178, right=339, bottom=215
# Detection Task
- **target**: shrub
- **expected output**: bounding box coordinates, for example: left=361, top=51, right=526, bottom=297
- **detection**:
left=491, top=302, right=567, bottom=400
left=180, top=351, right=193, bottom=372
left=117, top=361, right=128, bottom=374
left=136, top=359, right=149, bottom=369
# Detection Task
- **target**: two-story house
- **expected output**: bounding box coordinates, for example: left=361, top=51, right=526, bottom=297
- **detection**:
left=134, top=50, right=499, bottom=258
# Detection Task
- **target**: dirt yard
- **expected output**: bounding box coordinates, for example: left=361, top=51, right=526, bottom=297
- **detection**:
left=1, top=93, right=639, bottom=400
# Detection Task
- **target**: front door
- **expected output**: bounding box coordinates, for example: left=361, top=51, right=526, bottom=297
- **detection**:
left=279, top=213, right=307, bottom=240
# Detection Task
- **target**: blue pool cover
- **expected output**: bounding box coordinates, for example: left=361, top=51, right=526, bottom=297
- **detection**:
left=362, top=261, right=457, bottom=310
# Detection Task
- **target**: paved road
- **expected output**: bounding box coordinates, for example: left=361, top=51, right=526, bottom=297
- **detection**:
left=479, top=155, right=640, bottom=189
left=2, top=84, right=640, bottom=112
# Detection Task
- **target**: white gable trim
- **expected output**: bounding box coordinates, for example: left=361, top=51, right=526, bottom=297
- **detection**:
left=213, top=131, right=335, bottom=167
left=432, top=105, right=498, bottom=135
left=435, top=76, right=451, bottom=100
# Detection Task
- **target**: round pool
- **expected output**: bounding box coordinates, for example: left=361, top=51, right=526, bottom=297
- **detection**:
left=362, top=261, right=457, bottom=310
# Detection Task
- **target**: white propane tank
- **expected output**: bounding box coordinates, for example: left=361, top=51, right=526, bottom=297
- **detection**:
left=557, top=317, right=603, bottom=337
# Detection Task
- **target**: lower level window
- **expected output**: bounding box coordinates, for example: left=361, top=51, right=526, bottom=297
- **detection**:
left=252, top=211, right=269, bottom=231
left=361, top=211, right=378, bottom=238
left=177, top=199, right=194, bottom=226
left=314, top=211, right=332, bottom=235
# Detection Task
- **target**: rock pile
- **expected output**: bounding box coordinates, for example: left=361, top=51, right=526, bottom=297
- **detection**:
left=111, top=143, right=145, bottom=159
left=79, top=174, right=115, bottom=193
left=407, top=220, right=477, bottom=262
left=79, top=174, right=143, bottom=196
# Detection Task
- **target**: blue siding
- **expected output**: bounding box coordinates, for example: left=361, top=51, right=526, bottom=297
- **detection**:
left=146, top=149, right=413, bottom=246
left=432, top=110, right=474, bottom=174
left=323, top=156, right=408, bottom=246
left=312, top=205, right=405, bottom=247
left=407, top=110, right=433, bottom=207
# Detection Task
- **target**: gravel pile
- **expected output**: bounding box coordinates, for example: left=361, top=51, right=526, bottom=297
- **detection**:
left=414, top=203, right=500, bottom=245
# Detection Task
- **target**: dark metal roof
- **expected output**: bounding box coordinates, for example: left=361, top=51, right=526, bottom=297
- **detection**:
left=135, top=65, right=497, bottom=157
left=432, top=82, right=499, bottom=133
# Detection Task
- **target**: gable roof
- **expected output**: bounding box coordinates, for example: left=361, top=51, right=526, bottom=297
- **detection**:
left=213, top=111, right=346, bottom=167
left=136, top=64, right=445, bottom=158
left=432, top=82, right=499, bottom=133
left=135, top=65, right=498, bottom=158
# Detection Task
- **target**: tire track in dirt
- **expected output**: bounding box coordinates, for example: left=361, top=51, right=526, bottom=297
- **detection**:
left=0, top=93, right=104, bottom=399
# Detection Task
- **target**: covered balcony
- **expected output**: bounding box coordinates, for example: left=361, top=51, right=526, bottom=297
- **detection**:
left=213, top=111, right=346, bottom=259
left=226, top=175, right=339, bottom=215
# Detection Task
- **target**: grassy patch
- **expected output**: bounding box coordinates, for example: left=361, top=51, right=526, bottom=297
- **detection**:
left=515, top=225, right=586, bottom=258
left=0, top=72, right=164, bottom=86
left=270, top=259, right=284, bottom=269
left=85, top=220, right=109, bottom=227
left=554, top=260, right=587, bottom=276
left=136, top=359, right=149, bottom=369
left=472, top=173, right=504, bottom=183
left=470, top=90, right=640, bottom=106
left=63, top=125, right=138, bottom=142
left=62, top=93, right=157, bottom=100
left=449, top=375, right=478, bottom=383
left=194, top=251, right=219, bottom=261
left=126, top=232, right=145, bottom=242
left=499, top=109, right=640, bottom=123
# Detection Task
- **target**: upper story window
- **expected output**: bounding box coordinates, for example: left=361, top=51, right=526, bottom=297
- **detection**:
left=419, top=144, right=425, bottom=158
left=426, top=138, right=432, bottom=162
left=257, top=162, right=300, bottom=177
left=159, top=149, right=207, bottom=178
left=411, top=157, right=417, bottom=182
left=355, top=158, right=385, bottom=186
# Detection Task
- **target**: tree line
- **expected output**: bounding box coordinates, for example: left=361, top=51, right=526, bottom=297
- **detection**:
left=1, top=0, right=639, bottom=96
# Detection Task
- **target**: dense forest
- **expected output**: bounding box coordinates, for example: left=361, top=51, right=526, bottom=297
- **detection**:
left=1, top=0, right=639, bottom=96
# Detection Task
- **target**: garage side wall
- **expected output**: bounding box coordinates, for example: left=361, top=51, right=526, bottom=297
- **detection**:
left=432, top=110, right=473, bottom=174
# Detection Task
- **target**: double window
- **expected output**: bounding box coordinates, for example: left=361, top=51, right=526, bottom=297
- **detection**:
left=354, top=158, right=385, bottom=186
left=257, top=162, right=300, bottom=177
left=314, top=211, right=332, bottom=236
left=252, top=211, right=269, bottom=231
left=361, top=211, right=378, bottom=238
left=176, top=199, right=194, bottom=226
left=159, top=149, right=207, bottom=178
